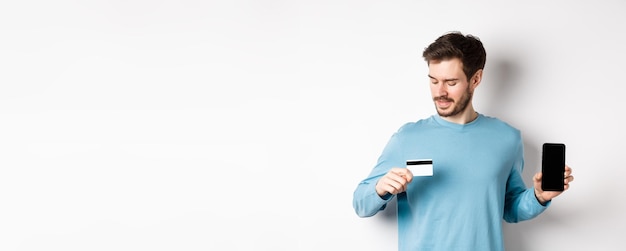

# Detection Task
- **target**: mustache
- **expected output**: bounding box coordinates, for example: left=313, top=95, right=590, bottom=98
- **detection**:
left=434, top=96, right=454, bottom=102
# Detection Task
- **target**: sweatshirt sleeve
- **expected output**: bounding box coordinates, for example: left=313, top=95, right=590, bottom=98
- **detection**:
left=503, top=138, right=549, bottom=223
left=353, top=129, right=405, bottom=217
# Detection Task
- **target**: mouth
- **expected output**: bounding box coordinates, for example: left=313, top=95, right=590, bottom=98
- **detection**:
left=434, top=97, right=453, bottom=108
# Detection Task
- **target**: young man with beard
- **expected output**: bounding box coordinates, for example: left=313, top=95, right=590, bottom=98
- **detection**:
left=352, top=32, right=574, bottom=250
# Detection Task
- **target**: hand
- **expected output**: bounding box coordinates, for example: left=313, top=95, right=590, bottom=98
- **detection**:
left=533, top=165, right=574, bottom=204
left=375, top=168, right=413, bottom=197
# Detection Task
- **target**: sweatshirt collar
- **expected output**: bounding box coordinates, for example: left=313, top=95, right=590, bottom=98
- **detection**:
left=433, top=113, right=483, bottom=130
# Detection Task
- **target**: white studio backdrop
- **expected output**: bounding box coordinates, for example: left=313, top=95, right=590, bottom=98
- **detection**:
left=1, top=1, right=624, bottom=251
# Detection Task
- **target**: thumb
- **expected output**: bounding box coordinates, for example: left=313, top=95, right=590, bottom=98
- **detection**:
left=533, top=172, right=542, bottom=189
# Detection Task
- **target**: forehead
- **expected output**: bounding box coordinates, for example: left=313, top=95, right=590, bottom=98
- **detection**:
left=428, top=58, right=465, bottom=79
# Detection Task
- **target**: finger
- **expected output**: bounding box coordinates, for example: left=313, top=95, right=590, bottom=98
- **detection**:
left=383, top=176, right=407, bottom=194
left=378, top=179, right=398, bottom=195
left=390, top=169, right=413, bottom=184
left=388, top=172, right=408, bottom=184
left=382, top=182, right=400, bottom=195
left=388, top=178, right=404, bottom=193
left=393, top=180, right=407, bottom=194
left=392, top=168, right=412, bottom=177
left=564, top=168, right=572, bottom=177
left=403, top=169, right=414, bottom=183
left=564, top=165, right=572, bottom=176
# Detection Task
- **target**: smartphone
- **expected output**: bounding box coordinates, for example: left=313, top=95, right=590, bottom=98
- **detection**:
left=541, top=143, right=566, bottom=191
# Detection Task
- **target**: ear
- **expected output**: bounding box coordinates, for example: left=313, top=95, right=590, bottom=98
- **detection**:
left=470, top=69, right=483, bottom=90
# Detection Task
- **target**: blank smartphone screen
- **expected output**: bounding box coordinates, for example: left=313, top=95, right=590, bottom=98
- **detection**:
left=541, top=143, right=566, bottom=191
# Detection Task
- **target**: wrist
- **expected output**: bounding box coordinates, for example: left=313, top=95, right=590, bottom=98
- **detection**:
left=534, top=190, right=550, bottom=206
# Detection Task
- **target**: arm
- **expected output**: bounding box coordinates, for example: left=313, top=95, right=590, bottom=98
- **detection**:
left=353, top=174, right=393, bottom=218
left=503, top=141, right=548, bottom=223
left=353, top=167, right=413, bottom=217
left=503, top=164, right=574, bottom=223
left=503, top=165, right=548, bottom=223
left=353, top=131, right=410, bottom=217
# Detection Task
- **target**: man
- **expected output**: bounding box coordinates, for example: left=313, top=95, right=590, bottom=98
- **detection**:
left=352, top=32, right=574, bottom=250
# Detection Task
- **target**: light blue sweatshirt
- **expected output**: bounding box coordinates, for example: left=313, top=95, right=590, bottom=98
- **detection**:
left=353, top=114, right=548, bottom=251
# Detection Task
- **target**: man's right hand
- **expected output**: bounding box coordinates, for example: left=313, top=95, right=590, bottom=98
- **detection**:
left=375, top=168, right=414, bottom=197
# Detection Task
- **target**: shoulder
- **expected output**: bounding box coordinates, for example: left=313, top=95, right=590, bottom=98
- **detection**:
left=395, top=116, right=437, bottom=134
left=479, top=114, right=521, bottom=137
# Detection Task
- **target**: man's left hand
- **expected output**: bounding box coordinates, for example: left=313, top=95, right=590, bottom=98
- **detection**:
left=533, top=165, right=574, bottom=205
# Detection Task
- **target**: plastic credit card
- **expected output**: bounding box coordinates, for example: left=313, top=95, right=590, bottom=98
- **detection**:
left=406, top=159, right=433, bottom=176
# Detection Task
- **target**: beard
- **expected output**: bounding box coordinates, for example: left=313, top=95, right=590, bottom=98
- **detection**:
left=433, top=86, right=473, bottom=117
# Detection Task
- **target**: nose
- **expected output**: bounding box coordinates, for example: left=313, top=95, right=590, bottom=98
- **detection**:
left=437, top=83, right=448, bottom=97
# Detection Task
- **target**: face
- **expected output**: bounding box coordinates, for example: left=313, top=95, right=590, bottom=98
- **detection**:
left=428, top=58, right=480, bottom=118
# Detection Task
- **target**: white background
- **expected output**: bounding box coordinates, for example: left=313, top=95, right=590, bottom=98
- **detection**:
left=1, top=1, right=624, bottom=250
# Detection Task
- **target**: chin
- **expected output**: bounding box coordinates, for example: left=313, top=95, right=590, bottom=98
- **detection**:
left=436, top=108, right=454, bottom=117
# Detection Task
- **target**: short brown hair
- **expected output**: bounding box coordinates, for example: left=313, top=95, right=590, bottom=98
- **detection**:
left=422, top=31, right=486, bottom=81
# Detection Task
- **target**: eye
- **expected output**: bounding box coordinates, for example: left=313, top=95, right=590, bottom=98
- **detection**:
left=447, top=81, right=457, bottom=86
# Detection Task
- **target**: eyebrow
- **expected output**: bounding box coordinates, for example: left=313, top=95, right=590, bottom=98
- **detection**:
left=428, top=75, right=459, bottom=82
